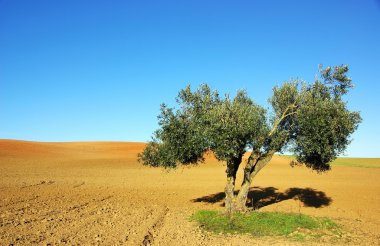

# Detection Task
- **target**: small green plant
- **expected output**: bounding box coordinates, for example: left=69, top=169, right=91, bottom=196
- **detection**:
left=191, top=210, right=340, bottom=241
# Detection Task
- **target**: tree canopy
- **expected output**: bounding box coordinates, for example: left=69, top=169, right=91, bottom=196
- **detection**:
left=138, top=65, right=361, bottom=212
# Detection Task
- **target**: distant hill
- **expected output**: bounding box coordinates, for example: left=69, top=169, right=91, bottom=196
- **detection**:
left=0, top=139, right=146, bottom=159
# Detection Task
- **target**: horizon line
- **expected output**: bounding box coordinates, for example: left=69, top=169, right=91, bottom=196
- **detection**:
left=1, top=138, right=378, bottom=159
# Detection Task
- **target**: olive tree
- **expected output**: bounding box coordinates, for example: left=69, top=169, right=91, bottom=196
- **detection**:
left=138, top=65, right=361, bottom=213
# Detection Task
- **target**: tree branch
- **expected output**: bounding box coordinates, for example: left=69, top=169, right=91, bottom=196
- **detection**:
left=268, top=104, right=297, bottom=137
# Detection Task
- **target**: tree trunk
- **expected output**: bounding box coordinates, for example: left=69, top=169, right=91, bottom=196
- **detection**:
left=224, top=176, right=236, bottom=215
left=235, top=151, right=276, bottom=211
left=224, top=154, right=243, bottom=215
left=235, top=182, right=251, bottom=211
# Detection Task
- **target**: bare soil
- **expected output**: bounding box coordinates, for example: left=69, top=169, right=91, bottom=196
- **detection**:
left=0, top=140, right=379, bottom=245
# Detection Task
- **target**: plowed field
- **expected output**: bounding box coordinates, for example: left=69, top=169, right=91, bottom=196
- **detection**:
left=0, top=140, right=379, bottom=245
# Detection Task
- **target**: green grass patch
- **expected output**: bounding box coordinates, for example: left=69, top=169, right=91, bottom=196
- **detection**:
left=331, top=158, right=380, bottom=168
left=279, top=155, right=380, bottom=168
left=191, top=210, right=340, bottom=241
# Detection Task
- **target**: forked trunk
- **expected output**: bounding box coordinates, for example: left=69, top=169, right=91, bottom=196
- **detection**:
left=235, top=151, right=276, bottom=211
left=235, top=182, right=251, bottom=211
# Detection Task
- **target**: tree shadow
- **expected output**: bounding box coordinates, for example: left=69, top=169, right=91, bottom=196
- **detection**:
left=192, top=186, right=332, bottom=209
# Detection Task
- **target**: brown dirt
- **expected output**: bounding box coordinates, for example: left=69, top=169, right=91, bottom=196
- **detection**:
left=0, top=140, right=379, bottom=245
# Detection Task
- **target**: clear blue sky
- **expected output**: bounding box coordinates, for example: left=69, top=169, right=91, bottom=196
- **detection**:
left=1, top=0, right=379, bottom=157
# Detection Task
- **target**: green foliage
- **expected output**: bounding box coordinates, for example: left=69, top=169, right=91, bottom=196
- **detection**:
left=319, top=64, right=353, bottom=96
left=208, top=90, right=267, bottom=160
left=293, top=94, right=361, bottom=171
left=138, top=84, right=268, bottom=168
left=191, top=210, right=340, bottom=239
left=138, top=64, right=361, bottom=172
left=291, top=66, right=361, bottom=171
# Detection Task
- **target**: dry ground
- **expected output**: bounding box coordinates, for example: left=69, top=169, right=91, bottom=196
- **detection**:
left=0, top=140, right=379, bottom=245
